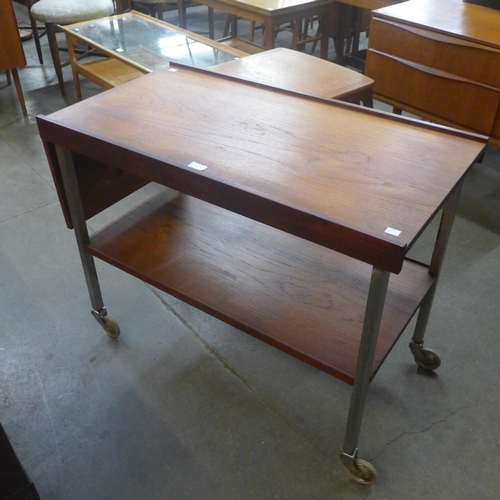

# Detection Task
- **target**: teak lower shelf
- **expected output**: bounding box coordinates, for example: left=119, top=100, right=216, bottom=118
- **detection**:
left=87, top=189, right=435, bottom=385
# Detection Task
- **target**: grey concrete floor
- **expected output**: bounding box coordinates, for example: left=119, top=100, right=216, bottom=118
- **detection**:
left=2, top=4, right=500, bottom=500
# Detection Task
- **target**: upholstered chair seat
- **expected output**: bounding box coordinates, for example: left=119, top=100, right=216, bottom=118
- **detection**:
left=31, top=0, right=115, bottom=95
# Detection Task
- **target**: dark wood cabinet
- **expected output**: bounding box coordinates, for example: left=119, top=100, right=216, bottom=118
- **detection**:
left=0, top=424, right=40, bottom=500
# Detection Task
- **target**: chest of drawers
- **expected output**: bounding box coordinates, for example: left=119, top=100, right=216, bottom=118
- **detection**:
left=365, top=0, right=500, bottom=145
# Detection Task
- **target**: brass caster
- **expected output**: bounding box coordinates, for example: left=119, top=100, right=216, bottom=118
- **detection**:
left=347, top=458, right=378, bottom=485
left=102, top=316, right=120, bottom=338
left=92, top=309, right=121, bottom=338
left=414, top=347, right=441, bottom=371
left=341, top=450, right=378, bottom=485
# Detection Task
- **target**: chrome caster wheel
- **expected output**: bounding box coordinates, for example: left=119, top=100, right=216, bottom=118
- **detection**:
left=102, top=316, right=120, bottom=338
left=413, top=347, right=441, bottom=371
left=347, top=458, right=378, bottom=485
left=92, top=309, right=121, bottom=338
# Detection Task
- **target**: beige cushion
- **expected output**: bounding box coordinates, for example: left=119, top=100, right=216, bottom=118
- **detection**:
left=31, top=0, right=114, bottom=24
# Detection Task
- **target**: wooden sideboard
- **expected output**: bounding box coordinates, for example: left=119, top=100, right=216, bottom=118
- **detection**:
left=365, top=0, right=500, bottom=146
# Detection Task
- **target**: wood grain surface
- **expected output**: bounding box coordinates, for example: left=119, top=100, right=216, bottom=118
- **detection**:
left=211, top=47, right=373, bottom=100
left=38, top=65, right=485, bottom=271
left=88, top=189, right=435, bottom=384
left=373, top=0, right=500, bottom=49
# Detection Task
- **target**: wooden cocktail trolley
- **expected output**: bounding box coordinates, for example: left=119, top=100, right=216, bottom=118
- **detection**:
left=37, top=65, right=486, bottom=483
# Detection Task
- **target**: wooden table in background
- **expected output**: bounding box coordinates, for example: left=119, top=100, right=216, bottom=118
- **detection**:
left=191, top=0, right=334, bottom=53
left=320, top=0, right=404, bottom=64
left=37, top=64, right=486, bottom=483
left=62, top=10, right=249, bottom=100
left=211, top=47, right=374, bottom=105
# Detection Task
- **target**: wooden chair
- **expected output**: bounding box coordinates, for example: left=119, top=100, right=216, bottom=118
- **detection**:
left=133, top=0, right=212, bottom=34
left=321, top=3, right=371, bottom=66
left=30, top=0, right=116, bottom=95
left=1, top=0, right=28, bottom=116
left=222, top=15, right=319, bottom=52
left=134, top=0, right=182, bottom=27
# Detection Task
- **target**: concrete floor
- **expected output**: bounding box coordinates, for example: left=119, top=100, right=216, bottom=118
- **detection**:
left=2, top=4, right=500, bottom=500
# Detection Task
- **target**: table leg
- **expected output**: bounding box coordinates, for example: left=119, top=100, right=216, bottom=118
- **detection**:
left=409, top=184, right=462, bottom=369
left=291, top=19, right=301, bottom=50
left=340, top=266, right=390, bottom=484
left=319, top=12, right=329, bottom=59
left=338, top=5, right=355, bottom=65
left=263, top=20, right=275, bottom=49
left=55, top=146, right=120, bottom=338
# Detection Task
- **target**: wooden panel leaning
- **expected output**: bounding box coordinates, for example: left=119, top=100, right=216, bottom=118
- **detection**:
left=211, top=47, right=374, bottom=106
left=0, top=0, right=28, bottom=116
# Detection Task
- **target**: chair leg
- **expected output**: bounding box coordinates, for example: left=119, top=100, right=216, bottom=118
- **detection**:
left=31, top=24, right=44, bottom=65
left=27, top=2, right=44, bottom=64
left=248, top=21, right=255, bottom=42
left=208, top=7, right=214, bottom=39
left=45, top=22, right=66, bottom=96
left=177, top=0, right=188, bottom=29
left=231, top=15, right=237, bottom=38
left=154, top=4, right=163, bottom=20
left=223, top=15, right=232, bottom=38
left=10, top=68, right=28, bottom=116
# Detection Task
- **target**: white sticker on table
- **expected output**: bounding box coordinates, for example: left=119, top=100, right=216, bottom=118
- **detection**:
left=188, top=161, right=208, bottom=171
left=385, top=227, right=401, bottom=237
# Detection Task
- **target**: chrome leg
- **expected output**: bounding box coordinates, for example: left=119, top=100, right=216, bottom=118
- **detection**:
left=410, top=184, right=462, bottom=368
left=340, top=266, right=390, bottom=484
left=55, top=146, right=119, bottom=337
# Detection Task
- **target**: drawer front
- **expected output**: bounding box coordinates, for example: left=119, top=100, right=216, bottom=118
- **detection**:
left=366, top=50, right=500, bottom=134
left=369, top=17, right=500, bottom=89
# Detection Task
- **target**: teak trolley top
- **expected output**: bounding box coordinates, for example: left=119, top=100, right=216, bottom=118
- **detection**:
left=37, top=65, right=486, bottom=483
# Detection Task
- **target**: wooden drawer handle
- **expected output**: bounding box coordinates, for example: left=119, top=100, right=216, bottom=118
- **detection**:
left=369, top=49, right=500, bottom=91
left=374, top=18, right=500, bottom=55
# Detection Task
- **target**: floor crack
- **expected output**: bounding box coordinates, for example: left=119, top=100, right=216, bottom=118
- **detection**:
left=0, top=200, right=57, bottom=225
left=371, top=376, right=500, bottom=461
